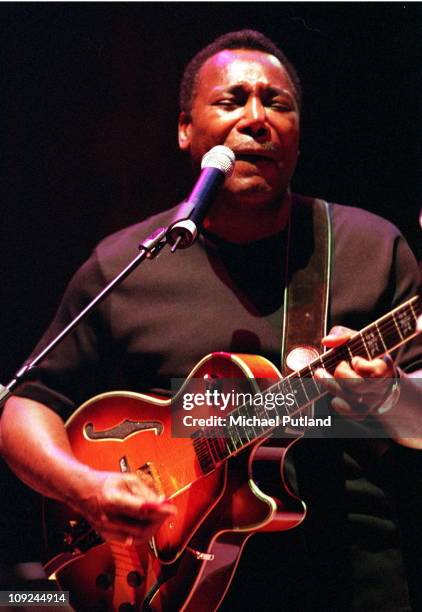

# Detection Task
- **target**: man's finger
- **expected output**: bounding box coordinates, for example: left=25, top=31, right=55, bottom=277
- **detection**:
left=331, top=397, right=368, bottom=421
left=322, top=326, right=356, bottom=347
left=351, top=355, right=395, bottom=378
left=315, top=368, right=343, bottom=396
left=97, top=502, right=175, bottom=540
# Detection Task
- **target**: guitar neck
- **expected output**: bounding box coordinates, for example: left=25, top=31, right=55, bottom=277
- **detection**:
left=193, top=294, right=421, bottom=472
left=318, top=293, right=421, bottom=372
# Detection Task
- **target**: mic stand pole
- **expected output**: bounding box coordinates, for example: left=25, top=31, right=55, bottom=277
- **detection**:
left=0, top=221, right=192, bottom=407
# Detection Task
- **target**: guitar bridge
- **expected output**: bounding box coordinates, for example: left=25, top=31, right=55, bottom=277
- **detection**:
left=136, top=462, right=164, bottom=497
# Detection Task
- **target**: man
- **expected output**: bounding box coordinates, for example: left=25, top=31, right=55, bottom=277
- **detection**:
left=1, top=30, right=421, bottom=610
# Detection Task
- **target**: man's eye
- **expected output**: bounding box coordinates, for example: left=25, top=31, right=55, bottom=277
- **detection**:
left=270, top=101, right=293, bottom=112
left=215, top=99, right=237, bottom=108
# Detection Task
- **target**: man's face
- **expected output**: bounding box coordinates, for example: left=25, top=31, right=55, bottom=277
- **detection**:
left=179, top=49, right=300, bottom=207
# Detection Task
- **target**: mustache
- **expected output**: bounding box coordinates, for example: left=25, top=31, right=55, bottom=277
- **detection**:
left=231, top=142, right=279, bottom=153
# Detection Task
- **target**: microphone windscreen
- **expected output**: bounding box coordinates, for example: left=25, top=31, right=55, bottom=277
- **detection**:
left=201, top=145, right=235, bottom=177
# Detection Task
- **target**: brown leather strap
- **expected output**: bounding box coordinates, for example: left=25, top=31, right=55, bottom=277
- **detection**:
left=281, top=196, right=332, bottom=374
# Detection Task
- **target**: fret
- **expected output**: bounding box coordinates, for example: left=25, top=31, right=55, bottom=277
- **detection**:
left=377, top=316, right=402, bottom=349
left=392, top=311, right=404, bottom=340
left=409, top=301, right=418, bottom=322
left=301, top=364, right=324, bottom=399
left=192, top=431, right=215, bottom=474
left=245, top=404, right=267, bottom=437
left=375, top=321, right=388, bottom=352
left=241, top=421, right=255, bottom=442
left=224, top=429, right=238, bottom=453
left=191, top=295, right=421, bottom=470
left=250, top=397, right=265, bottom=422
left=288, top=376, right=310, bottom=413
left=360, top=329, right=384, bottom=359
left=268, top=380, right=281, bottom=402
left=374, top=299, right=420, bottom=352
left=220, top=433, right=232, bottom=458
left=203, top=435, right=218, bottom=466
left=241, top=421, right=252, bottom=442
left=247, top=394, right=262, bottom=430
left=396, top=307, right=415, bottom=337
left=206, top=431, right=218, bottom=464
left=359, top=331, right=372, bottom=359
left=320, top=345, right=349, bottom=372
left=208, top=429, right=226, bottom=462
left=214, top=430, right=230, bottom=460
left=236, top=405, right=254, bottom=441
left=226, top=419, right=243, bottom=449
left=237, top=417, right=253, bottom=443
left=318, top=351, right=333, bottom=374
left=283, top=377, right=300, bottom=414
left=300, top=375, right=319, bottom=405
left=297, top=374, right=310, bottom=402
left=272, top=380, right=292, bottom=417
left=315, top=354, right=325, bottom=370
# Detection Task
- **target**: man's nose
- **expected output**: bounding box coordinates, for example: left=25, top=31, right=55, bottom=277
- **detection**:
left=237, top=97, right=270, bottom=140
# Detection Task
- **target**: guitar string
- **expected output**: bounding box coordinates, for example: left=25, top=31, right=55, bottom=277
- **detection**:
left=192, top=301, right=421, bottom=465
left=223, top=302, right=421, bottom=422
left=152, top=300, right=422, bottom=491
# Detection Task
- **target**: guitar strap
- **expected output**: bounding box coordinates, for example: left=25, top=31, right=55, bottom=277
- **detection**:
left=281, top=196, right=332, bottom=375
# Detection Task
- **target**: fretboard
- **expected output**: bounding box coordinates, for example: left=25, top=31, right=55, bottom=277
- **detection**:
left=192, top=294, right=421, bottom=473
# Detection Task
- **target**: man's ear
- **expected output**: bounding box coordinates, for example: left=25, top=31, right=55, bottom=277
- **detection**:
left=178, top=111, right=192, bottom=151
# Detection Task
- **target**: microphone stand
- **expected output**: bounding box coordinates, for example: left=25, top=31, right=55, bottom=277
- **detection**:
left=0, top=144, right=235, bottom=406
left=0, top=219, right=196, bottom=406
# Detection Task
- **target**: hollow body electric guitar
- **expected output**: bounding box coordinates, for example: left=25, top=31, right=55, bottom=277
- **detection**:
left=43, top=295, right=421, bottom=611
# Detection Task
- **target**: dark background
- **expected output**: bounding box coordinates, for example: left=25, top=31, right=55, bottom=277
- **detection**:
left=0, top=0, right=421, bottom=572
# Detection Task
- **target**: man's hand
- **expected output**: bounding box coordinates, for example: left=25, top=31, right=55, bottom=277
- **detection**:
left=315, top=325, right=396, bottom=420
left=1, top=396, right=176, bottom=546
left=73, top=469, right=176, bottom=545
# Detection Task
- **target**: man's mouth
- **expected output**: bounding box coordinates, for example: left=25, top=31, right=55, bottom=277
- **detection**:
left=235, top=152, right=275, bottom=164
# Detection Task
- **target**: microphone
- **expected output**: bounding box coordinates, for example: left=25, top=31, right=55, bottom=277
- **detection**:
left=167, top=145, right=235, bottom=250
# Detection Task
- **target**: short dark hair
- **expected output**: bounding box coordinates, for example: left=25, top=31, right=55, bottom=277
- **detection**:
left=179, top=29, right=302, bottom=114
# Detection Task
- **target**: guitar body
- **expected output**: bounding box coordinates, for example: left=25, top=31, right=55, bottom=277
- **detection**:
left=149, top=439, right=305, bottom=612
left=43, top=352, right=307, bottom=610
left=41, top=294, right=422, bottom=610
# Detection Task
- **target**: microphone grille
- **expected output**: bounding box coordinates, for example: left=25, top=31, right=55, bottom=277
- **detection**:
left=201, top=145, right=235, bottom=177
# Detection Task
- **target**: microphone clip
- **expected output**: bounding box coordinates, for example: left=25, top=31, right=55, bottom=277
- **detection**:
left=166, top=218, right=198, bottom=252
left=138, top=226, right=168, bottom=259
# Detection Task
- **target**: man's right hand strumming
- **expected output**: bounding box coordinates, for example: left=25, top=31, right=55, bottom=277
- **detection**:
left=1, top=396, right=175, bottom=545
